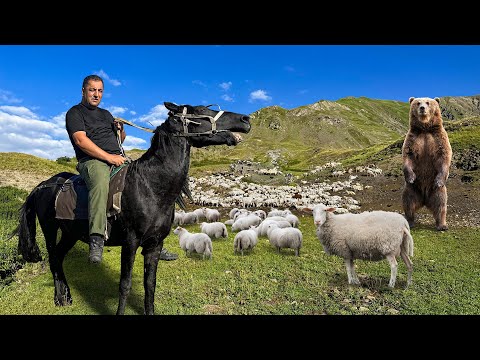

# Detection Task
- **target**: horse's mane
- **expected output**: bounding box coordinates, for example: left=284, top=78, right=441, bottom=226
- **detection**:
left=136, top=121, right=185, bottom=162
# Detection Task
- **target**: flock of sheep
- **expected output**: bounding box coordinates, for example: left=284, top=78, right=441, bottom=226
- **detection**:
left=171, top=204, right=414, bottom=289
left=172, top=207, right=302, bottom=259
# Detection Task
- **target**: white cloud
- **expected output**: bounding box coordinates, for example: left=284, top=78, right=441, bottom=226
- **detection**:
left=138, top=104, right=169, bottom=127
left=107, top=106, right=128, bottom=117
left=249, top=89, right=272, bottom=102
left=0, top=106, right=73, bottom=160
left=219, top=82, right=232, bottom=91
left=130, top=110, right=137, bottom=116
left=192, top=80, right=207, bottom=87
left=122, top=135, right=147, bottom=150
left=221, top=94, right=234, bottom=102
left=95, top=69, right=122, bottom=87
left=0, top=89, right=22, bottom=104
left=0, top=103, right=155, bottom=160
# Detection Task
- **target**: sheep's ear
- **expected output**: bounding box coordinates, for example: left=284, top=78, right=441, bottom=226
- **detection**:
left=326, top=207, right=336, bottom=212
left=300, top=207, right=313, bottom=214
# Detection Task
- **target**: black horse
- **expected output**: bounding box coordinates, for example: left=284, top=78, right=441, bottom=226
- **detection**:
left=11, top=102, right=251, bottom=315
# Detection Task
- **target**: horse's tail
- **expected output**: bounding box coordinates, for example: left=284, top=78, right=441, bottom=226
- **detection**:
left=9, top=188, right=42, bottom=263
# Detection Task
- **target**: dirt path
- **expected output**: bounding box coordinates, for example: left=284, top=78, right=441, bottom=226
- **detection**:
left=353, top=173, right=480, bottom=229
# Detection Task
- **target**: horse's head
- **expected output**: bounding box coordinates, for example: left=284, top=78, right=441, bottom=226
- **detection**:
left=163, top=102, right=251, bottom=147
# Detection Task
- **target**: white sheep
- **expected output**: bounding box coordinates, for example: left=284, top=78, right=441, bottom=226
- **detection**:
left=310, top=203, right=413, bottom=288
left=173, top=226, right=213, bottom=260
left=233, top=228, right=259, bottom=255
left=181, top=211, right=198, bottom=225
left=231, top=214, right=262, bottom=232
left=203, top=208, right=221, bottom=222
left=224, top=219, right=235, bottom=226
left=173, top=210, right=184, bottom=226
left=266, top=223, right=303, bottom=256
left=255, top=218, right=292, bottom=237
left=193, top=207, right=207, bottom=222
left=200, top=222, right=228, bottom=239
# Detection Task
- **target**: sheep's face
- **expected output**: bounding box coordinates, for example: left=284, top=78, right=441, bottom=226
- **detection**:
left=173, top=226, right=182, bottom=235
left=312, top=204, right=334, bottom=226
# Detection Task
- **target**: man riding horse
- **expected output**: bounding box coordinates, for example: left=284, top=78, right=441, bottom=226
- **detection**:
left=65, top=74, right=177, bottom=263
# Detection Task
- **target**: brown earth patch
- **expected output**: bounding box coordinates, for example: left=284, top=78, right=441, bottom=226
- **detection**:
left=352, top=171, right=480, bottom=229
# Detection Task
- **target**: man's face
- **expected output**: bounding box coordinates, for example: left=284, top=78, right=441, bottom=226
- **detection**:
left=82, top=80, right=104, bottom=107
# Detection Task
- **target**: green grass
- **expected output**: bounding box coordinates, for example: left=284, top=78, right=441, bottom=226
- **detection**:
left=1, top=216, right=478, bottom=315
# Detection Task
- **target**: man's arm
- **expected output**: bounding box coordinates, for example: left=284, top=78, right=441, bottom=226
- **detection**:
left=72, top=131, right=126, bottom=167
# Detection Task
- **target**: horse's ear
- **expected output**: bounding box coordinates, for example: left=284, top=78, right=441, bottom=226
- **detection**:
left=164, top=102, right=179, bottom=112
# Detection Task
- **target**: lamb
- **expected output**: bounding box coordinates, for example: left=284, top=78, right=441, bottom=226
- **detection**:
left=255, top=218, right=292, bottom=237
left=233, top=228, right=259, bottom=255
left=173, top=226, right=213, bottom=260
left=310, top=203, right=413, bottom=288
left=200, top=222, right=228, bottom=239
left=266, top=223, right=303, bottom=256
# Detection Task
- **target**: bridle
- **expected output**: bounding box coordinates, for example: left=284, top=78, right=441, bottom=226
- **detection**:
left=115, top=104, right=229, bottom=137
left=170, top=104, right=228, bottom=137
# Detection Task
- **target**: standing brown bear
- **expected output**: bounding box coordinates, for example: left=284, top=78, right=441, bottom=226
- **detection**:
left=402, top=97, right=452, bottom=231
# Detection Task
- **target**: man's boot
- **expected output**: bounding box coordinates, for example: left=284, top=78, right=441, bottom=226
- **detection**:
left=89, top=234, right=104, bottom=264
left=159, top=248, right=178, bottom=261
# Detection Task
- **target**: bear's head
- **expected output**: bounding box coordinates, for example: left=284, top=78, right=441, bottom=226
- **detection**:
left=409, top=97, right=443, bottom=129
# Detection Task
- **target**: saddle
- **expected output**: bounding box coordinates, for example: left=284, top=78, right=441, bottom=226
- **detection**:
left=54, top=164, right=129, bottom=220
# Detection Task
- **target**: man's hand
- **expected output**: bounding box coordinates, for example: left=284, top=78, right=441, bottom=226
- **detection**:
left=108, top=154, right=126, bottom=167
left=114, top=120, right=124, bottom=131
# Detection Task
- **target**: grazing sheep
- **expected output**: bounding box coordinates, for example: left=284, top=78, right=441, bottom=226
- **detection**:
left=233, top=228, right=259, bottom=255
left=284, top=214, right=300, bottom=227
left=200, top=222, right=228, bottom=239
left=173, top=210, right=184, bottom=226
left=224, top=219, right=235, bottom=226
left=173, top=226, right=213, bottom=260
left=231, top=214, right=262, bottom=232
left=181, top=211, right=198, bottom=225
left=267, top=209, right=292, bottom=218
left=193, top=208, right=207, bottom=222
left=266, top=223, right=303, bottom=256
left=203, top=208, right=221, bottom=222
left=310, top=204, right=413, bottom=288
left=255, top=218, right=292, bottom=237
left=252, top=209, right=266, bottom=220
left=229, top=207, right=240, bottom=219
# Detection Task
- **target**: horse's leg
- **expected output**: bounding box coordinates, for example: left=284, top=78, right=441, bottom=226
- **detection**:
left=143, top=244, right=163, bottom=315
left=53, top=232, right=78, bottom=305
left=116, top=242, right=138, bottom=315
left=42, top=222, right=77, bottom=306
left=41, top=223, right=68, bottom=306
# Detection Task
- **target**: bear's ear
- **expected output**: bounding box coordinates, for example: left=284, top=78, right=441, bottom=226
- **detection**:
left=409, top=97, right=415, bottom=104
left=434, top=97, right=440, bottom=103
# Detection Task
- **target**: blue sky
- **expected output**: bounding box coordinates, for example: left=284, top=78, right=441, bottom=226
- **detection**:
left=1, top=45, right=480, bottom=160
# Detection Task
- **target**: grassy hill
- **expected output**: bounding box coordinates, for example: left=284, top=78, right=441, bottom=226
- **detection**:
left=1, top=95, right=480, bottom=184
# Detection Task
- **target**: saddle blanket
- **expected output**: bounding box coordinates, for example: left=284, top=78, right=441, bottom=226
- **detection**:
left=54, top=164, right=129, bottom=220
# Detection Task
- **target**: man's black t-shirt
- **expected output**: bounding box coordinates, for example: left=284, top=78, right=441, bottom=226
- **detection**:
left=66, top=102, right=121, bottom=162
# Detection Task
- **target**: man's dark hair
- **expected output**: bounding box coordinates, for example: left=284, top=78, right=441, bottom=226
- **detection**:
left=82, top=74, right=104, bottom=89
